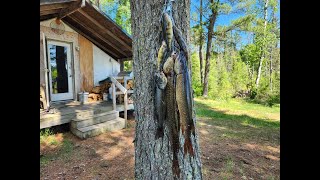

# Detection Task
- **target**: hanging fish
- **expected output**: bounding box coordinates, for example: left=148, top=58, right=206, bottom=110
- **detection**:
left=157, top=41, right=167, bottom=71
left=163, top=13, right=173, bottom=52
left=164, top=52, right=181, bottom=175
left=174, top=51, right=195, bottom=157
left=163, top=51, right=177, bottom=76
left=173, top=24, right=188, bottom=60
left=154, top=71, right=167, bottom=139
left=155, top=71, right=167, bottom=90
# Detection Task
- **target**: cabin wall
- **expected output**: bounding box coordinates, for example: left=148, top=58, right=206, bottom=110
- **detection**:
left=93, top=44, right=120, bottom=86
left=40, top=18, right=120, bottom=102
left=79, top=34, right=94, bottom=92
left=40, top=19, right=80, bottom=101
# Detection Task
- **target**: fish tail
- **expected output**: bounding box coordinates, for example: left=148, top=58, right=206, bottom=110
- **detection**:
left=183, top=135, right=194, bottom=157
left=190, top=122, right=195, bottom=136
left=172, top=157, right=180, bottom=178
left=155, top=126, right=164, bottom=139
left=181, top=124, right=185, bottom=134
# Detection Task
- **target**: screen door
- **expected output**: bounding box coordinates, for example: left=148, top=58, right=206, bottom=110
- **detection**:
left=47, top=41, right=74, bottom=101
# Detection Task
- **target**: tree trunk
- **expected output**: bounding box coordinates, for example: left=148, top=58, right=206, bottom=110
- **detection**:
left=269, top=11, right=277, bottom=92
left=199, top=0, right=204, bottom=84
left=202, top=0, right=218, bottom=97
left=269, top=46, right=273, bottom=92
left=255, top=0, right=269, bottom=88
left=131, top=0, right=202, bottom=179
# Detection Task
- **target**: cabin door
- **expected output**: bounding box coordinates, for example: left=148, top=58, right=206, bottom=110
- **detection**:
left=47, top=40, right=74, bottom=101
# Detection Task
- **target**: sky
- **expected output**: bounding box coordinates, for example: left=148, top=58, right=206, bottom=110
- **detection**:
left=190, top=0, right=250, bottom=49
left=190, top=0, right=280, bottom=48
left=190, top=0, right=241, bottom=27
left=102, top=0, right=279, bottom=48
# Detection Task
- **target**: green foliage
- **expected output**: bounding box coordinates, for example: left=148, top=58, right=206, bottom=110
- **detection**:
left=191, top=53, right=203, bottom=96
left=93, top=0, right=131, bottom=35
left=218, top=3, right=232, bottom=14
left=230, top=58, right=249, bottom=94
left=114, top=0, right=131, bottom=34
left=123, top=61, right=132, bottom=71
left=40, top=128, right=53, bottom=144
left=216, top=63, right=233, bottom=100
left=207, top=57, right=219, bottom=98
left=40, top=128, right=59, bottom=146
left=253, top=76, right=280, bottom=106
left=239, top=44, right=260, bottom=66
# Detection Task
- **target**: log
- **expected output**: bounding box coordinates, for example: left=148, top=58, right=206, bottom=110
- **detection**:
left=126, top=80, right=134, bottom=90
left=100, top=82, right=110, bottom=93
left=88, top=93, right=102, bottom=101
left=91, top=86, right=101, bottom=94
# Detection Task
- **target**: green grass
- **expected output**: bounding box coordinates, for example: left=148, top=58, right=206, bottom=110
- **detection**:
left=195, top=98, right=280, bottom=128
left=195, top=98, right=280, bottom=143
left=40, top=139, right=74, bottom=166
left=196, top=98, right=280, bottom=179
left=40, top=128, right=59, bottom=145
left=220, top=157, right=236, bottom=180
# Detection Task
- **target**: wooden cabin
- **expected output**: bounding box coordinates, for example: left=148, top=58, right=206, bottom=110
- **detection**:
left=40, top=0, right=134, bottom=138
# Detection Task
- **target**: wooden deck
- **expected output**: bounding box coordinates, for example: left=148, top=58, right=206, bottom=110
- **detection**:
left=40, top=100, right=134, bottom=129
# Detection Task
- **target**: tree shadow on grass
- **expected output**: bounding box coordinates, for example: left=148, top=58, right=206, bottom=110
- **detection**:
left=195, top=100, right=280, bottom=144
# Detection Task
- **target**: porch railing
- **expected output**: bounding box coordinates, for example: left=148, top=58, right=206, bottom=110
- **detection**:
left=110, top=77, right=128, bottom=128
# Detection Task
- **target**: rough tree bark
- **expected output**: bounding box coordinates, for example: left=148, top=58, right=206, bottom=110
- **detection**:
left=199, top=0, right=204, bottom=84
left=255, top=0, right=269, bottom=88
left=202, top=0, right=218, bottom=97
left=131, top=0, right=202, bottom=179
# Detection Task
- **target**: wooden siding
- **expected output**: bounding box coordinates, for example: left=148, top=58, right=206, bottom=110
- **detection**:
left=40, top=0, right=132, bottom=59
left=79, top=34, right=94, bottom=92
left=40, top=33, right=46, bottom=86
left=40, top=24, right=80, bottom=100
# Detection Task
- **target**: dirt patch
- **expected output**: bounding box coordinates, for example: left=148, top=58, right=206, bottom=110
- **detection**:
left=40, top=120, right=135, bottom=180
left=199, top=118, right=280, bottom=180
left=40, top=118, right=279, bottom=179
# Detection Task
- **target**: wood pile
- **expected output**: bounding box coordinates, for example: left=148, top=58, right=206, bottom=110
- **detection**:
left=88, top=75, right=134, bottom=103
left=88, top=93, right=103, bottom=102
left=88, top=81, right=111, bottom=102
left=126, top=80, right=134, bottom=90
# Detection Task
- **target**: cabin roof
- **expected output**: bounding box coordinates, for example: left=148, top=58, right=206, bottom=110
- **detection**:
left=40, top=0, right=132, bottom=60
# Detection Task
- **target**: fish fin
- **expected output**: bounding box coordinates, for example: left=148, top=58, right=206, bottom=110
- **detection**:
left=155, top=127, right=164, bottom=139
left=181, top=124, right=185, bottom=134
left=183, top=136, right=194, bottom=157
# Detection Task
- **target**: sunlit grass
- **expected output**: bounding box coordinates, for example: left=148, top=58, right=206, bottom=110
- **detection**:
left=40, top=128, right=74, bottom=166
left=219, top=157, right=236, bottom=180
left=40, top=138, right=74, bottom=166
left=195, top=97, right=280, bottom=129
left=195, top=98, right=280, bottom=143
left=40, top=128, right=59, bottom=145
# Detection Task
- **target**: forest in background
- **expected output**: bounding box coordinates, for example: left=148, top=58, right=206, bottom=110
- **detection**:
left=90, top=0, right=280, bottom=106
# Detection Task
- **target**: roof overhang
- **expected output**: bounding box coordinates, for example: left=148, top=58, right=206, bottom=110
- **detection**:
left=40, top=0, right=132, bottom=60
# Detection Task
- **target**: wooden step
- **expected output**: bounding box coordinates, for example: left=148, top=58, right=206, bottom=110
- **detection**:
left=74, top=108, right=114, bottom=119
left=70, top=118, right=125, bottom=139
left=40, top=107, right=115, bottom=129
left=40, top=113, right=76, bottom=129
left=71, top=110, right=119, bottom=129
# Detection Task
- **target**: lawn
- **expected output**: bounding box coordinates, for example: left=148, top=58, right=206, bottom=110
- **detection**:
left=195, top=98, right=280, bottom=179
left=40, top=98, right=280, bottom=179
